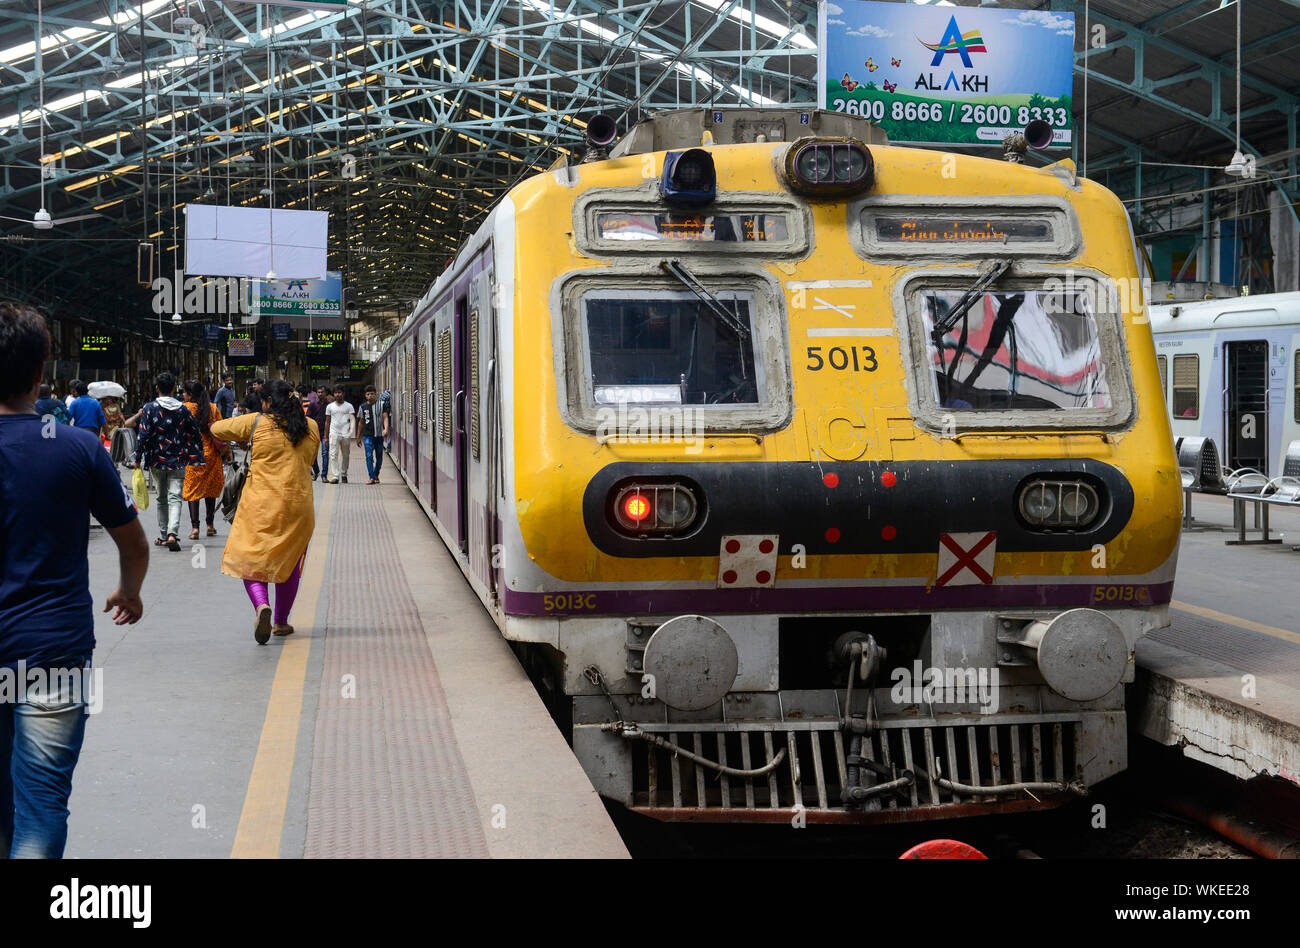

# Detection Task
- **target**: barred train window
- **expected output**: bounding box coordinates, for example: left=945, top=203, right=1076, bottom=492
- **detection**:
left=581, top=289, right=760, bottom=407
left=1294, top=352, right=1299, bottom=423
left=419, top=343, right=429, bottom=431
left=1172, top=354, right=1199, bottom=420
left=438, top=328, right=453, bottom=444
left=1157, top=355, right=1168, bottom=405
left=470, top=311, right=480, bottom=461
left=917, top=287, right=1112, bottom=412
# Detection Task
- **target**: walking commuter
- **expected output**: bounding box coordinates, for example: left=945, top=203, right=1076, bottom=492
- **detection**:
left=210, top=379, right=321, bottom=644
left=181, top=379, right=228, bottom=539
left=133, top=371, right=205, bottom=552
left=299, top=384, right=328, bottom=481
left=0, top=302, right=149, bottom=858
left=315, top=385, right=331, bottom=478
left=67, top=380, right=108, bottom=441
left=34, top=383, right=71, bottom=425
left=214, top=373, right=237, bottom=419
left=356, top=385, right=386, bottom=484
left=325, top=386, right=355, bottom=484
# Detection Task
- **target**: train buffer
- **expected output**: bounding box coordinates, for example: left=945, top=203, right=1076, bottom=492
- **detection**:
left=72, top=477, right=629, bottom=858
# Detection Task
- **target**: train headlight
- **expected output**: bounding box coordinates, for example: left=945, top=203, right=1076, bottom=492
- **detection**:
left=612, top=482, right=701, bottom=536
left=1017, top=479, right=1102, bottom=529
left=783, top=137, right=874, bottom=197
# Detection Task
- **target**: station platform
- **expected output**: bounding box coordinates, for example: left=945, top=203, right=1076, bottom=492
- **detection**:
left=70, top=465, right=628, bottom=859
left=1135, top=493, right=1300, bottom=787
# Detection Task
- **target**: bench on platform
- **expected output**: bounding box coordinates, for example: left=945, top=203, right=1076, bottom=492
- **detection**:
left=1178, top=437, right=1264, bottom=529
left=1224, top=439, right=1300, bottom=545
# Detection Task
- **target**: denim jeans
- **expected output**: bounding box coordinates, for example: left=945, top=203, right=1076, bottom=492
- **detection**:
left=150, top=467, right=184, bottom=539
left=363, top=436, right=382, bottom=480
left=0, top=655, right=91, bottom=858
left=319, top=435, right=330, bottom=479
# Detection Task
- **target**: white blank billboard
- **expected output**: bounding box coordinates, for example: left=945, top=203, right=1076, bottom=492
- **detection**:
left=185, top=204, right=328, bottom=279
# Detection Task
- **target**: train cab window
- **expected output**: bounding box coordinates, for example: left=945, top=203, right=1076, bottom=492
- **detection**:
left=584, top=292, right=759, bottom=406
left=1172, top=354, right=1199, bottom=419
left=904, top=276, right=1133, bottom=430
left=560, top=277, right=792, bottom=433
left=1157, top=355, right=1168, bottom=405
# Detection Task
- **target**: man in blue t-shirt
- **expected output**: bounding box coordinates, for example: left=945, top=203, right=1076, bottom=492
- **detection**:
left=66, top=379, right=108, bottom=441
left=0, top=302, right=149, bottom=858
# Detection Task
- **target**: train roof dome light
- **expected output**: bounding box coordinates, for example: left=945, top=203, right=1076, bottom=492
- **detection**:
left=660, top=148, right=717, bottom=207
left=783, top=137, right=874, bottom=197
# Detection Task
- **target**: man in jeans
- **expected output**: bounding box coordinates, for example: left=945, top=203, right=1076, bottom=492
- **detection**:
left=355, top=385, right=388, bottom=484
left=0, top=302, right=149, bottom=858
left=133, top=371, right=204, bottom=551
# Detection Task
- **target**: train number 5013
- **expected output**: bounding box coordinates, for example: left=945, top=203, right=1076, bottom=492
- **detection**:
left=806, top=346, right=878, bottom=372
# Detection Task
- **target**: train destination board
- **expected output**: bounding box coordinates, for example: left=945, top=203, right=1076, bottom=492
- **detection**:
left=596, top=211, right=789, bottom=243
left=872, top=215, right=1054, bottom=244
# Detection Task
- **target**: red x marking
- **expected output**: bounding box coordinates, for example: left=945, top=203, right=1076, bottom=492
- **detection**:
left=936, top=532, right=996, bottom=586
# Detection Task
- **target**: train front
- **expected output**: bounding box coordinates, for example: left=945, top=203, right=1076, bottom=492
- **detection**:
left=502, top=108, right=1182, bottom=823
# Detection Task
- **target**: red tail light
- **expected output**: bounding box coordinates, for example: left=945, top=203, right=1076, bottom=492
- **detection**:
left=611, top=482, right=701, bottom=536
left=622, top=492, right=652, bottom=524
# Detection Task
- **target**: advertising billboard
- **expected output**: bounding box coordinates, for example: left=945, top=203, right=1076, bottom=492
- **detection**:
left=818, top=2, right=1074, bottom=146
left=250, top=271, right=343, bottom=319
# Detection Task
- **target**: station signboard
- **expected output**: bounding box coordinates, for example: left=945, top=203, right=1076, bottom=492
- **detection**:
left=818, top=1, right=1074, bottom=146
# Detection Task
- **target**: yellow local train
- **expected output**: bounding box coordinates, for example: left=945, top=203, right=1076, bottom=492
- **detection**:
left=375, top=107, right=1181, bottom=824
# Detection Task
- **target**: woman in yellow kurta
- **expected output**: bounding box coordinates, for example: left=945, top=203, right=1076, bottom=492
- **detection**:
left=211, top=379, right=321, bottom=645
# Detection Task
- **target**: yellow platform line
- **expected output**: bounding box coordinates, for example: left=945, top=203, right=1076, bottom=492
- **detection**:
left=1172, top=599, right=1300, bottom=648
left=231, top=486, right=336, bottom=858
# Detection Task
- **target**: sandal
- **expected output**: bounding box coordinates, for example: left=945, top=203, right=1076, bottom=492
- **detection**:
left=166, top=534, right=181, bottom=552
left=188, top=528, right=200, bottom=540
left=207, top=525, right=218, bottom=537
left=254, top=605, right=272, bottom=645
left=272, top=623, right=294, bottom=637
left=154, top=537, right=167, bottom=546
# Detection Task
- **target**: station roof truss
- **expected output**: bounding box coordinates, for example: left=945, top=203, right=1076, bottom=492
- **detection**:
left=5, top=0, right=1300, bottom=321
left=0, top=0, right=818, bottom=319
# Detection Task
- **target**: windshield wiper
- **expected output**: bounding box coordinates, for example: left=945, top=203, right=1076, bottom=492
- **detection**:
left=929, top=258, right=1012, bottom=346
left=659, top=259, right=750, bottom=342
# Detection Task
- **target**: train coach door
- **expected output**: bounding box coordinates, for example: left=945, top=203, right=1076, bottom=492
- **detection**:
left=1226, top=340, right=1269, bottom=471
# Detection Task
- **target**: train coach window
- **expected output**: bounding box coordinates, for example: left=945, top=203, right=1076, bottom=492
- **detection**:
left=1294, top=353, right=1299, bottom=423
left=1173, top=354, right=1199, bottom=420
left=905, top=278, right=1133, bottom=429
left=1158, top=355, right=1168, bottom=404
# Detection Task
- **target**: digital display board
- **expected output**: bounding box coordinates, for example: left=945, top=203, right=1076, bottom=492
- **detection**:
left=349, top=359, right=372, bottom=374
left=871, top=215, right=1054, bottom=245
left=596, top=212, right=789, bottom=243
left=307, top=329, right=348, bottom=366
left=79, top=333, right=123, bottom=370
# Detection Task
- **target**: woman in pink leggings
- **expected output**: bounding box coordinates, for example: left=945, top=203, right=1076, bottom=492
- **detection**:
left=210, top=380, right=322, bottom=644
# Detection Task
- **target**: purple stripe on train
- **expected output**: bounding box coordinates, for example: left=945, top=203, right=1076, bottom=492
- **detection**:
left=501, top=580, right=1175, bottom=617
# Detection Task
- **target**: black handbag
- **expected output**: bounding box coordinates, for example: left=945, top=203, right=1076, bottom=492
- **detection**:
left=220, top=414, right=260, bottom=523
